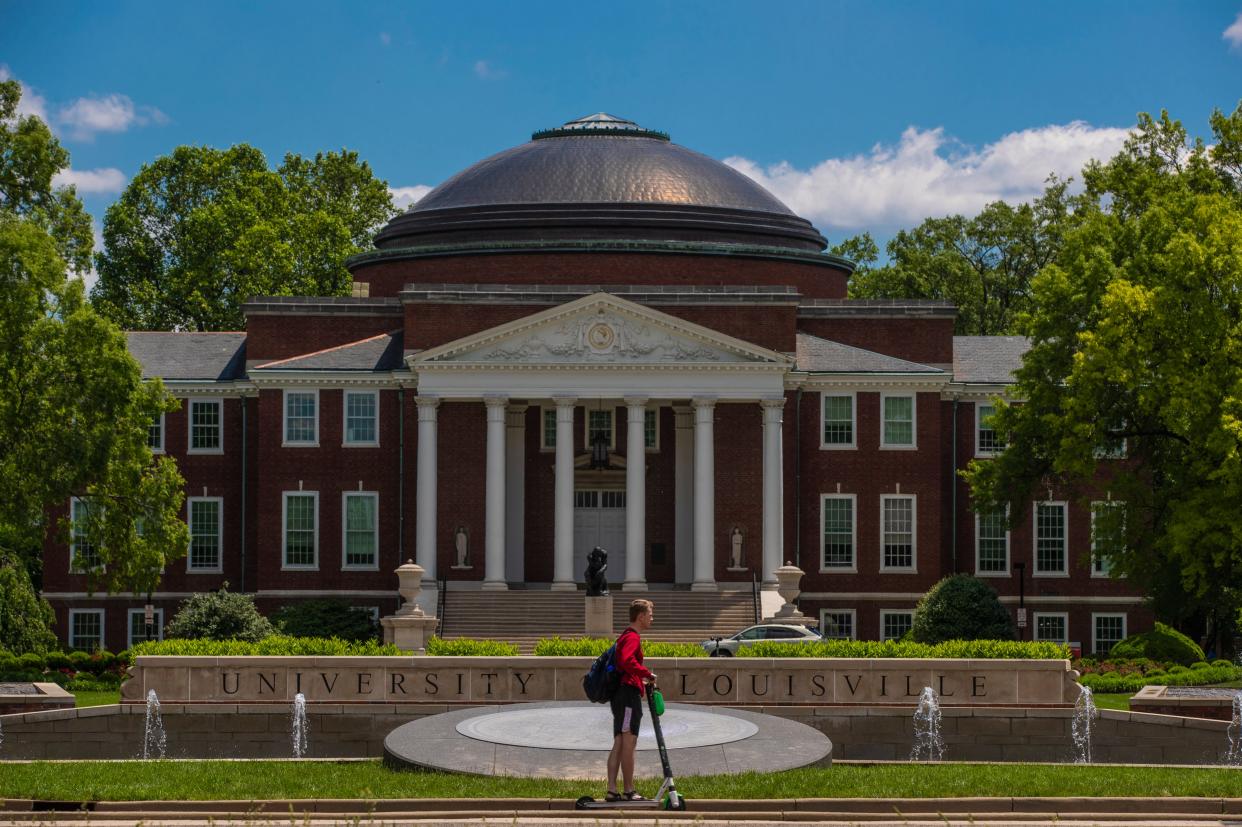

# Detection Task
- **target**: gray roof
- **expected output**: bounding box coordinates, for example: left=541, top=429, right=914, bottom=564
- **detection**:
left=795, top=332, right=943, bottom=374
left=126, top=332, right=247, bottom=381
left=952, top=336, right=1031, bottom=384
left=252, top=330, right=404, bottom=372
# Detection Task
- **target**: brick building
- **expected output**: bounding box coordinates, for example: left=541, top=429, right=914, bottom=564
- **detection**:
left=42, top=114, right=1147, bottom=652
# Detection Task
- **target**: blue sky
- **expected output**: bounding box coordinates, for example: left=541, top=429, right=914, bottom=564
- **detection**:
left=3, top=0, right=1242, bottom=267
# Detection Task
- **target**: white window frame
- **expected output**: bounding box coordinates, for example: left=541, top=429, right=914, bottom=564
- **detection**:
left=148, top=412, right=165, bottom=454
left=584, top=407, right=616, bottom=451
left=880, top=392, right=917, bottom=449
left=879, top=493, right=917, bottom=572
left=819, top=493, right=857, bottom=573
left=341, top=491, right=380, bottom=571
left=880, top=610, right=914, bottom=642
left=820, top=608, right=857, bottom=640
left=1091, top=612, right=1127, bottom=656
left=186, top=496, right=224, bottom=573
left=69, top=496, right=104, bottom=573
left=187, top=399, right=224, bottom=454
left=1032, top=611, right=1069, bottom=643
left=282, top=491, right=320, bottom=571
left=68, top=608, right=104, bottom=651
left=975, top=401, right=1004, bottom=457
left=342, top=389, right=380, bottom=447
left=1033, top=500, right=1069, bottom=576
left=974, top=507, right=1010, bottom=577
left=644, top=406, right=660, bottom=452
left=1090, top=500, right=1124, bottom=578
left=540, top=406, right=558, bottom=452
left=127, top=607, right=165, bottom=648
left=819, top=392, right=857, bottom=450
left=283, top=389, right=320, bottom=447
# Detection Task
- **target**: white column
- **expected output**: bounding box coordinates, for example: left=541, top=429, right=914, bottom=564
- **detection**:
left=692, top=397, right=717, bottom=591
left=504, top=404, right=527, bottom=584
left=482, top=396, right=508, bottom=590
left=673, top=405, right=695, bottom=585
left=761, top=397, right=785, bottom=587
left=551, top=397, right=577, bottom=591
left=414, top=396, right=439, bottom=584
left=623, top=397, right=648, bottom=590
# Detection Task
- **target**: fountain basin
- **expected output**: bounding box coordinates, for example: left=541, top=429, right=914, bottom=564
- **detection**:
left=0, top=682, right=73, bottom=715
left=1131, top=686, right=1241, bottom=721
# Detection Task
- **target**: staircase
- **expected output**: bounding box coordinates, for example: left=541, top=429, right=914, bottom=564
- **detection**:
left=438, top=588, right=756, bottom=653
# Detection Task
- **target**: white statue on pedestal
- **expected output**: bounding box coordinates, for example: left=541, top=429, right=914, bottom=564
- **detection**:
left=453, top=525, right=470, bottom=568
left=729, top=526, right=745, bottom=570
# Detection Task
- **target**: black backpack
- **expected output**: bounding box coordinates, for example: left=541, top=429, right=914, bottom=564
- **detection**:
left=582, top=642, right=620, bottom=703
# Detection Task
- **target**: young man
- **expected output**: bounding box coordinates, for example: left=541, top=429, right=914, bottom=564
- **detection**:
left=606, top=598, right=656, bottom=801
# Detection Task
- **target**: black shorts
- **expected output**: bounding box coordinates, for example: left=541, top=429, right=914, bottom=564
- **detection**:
left=611, top=684, right=643, bottom=736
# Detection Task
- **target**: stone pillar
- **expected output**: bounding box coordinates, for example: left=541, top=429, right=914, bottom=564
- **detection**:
left=585, top=594, right=613, bottom=638
left=483, top=396, right=508, bottom=590
left=414, top=396, right=440, bottom=584
left=674, top=405, right=694, bottom=584
left=623, top=397, right=648, bottom=590
left=761, top=397, right=785, bottom=587
left=381, top=560, right=439, bottom=653
left=551, top=397, right=577, bottom=591
left=504, top=403, right=527, bottom=584
left=692, top=397, right=717, bottom=591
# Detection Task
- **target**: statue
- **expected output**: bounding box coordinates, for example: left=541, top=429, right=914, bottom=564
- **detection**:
left=585, top=546, right=609, bottom=596
left=453, top=526, right=470, bottom=568
left=729, top=526, right=745, bottom=569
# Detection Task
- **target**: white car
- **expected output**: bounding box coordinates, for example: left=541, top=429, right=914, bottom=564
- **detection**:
left=701, top=623, right=822, bottom=656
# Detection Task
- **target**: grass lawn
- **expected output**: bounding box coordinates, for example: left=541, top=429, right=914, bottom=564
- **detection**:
left=2, top=761, right=1242, bottom=802
left=73, top=690, right=121, bottom=708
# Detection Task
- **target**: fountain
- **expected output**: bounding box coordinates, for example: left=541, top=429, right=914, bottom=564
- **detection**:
left=291, top=692, right=308, bottom=758
left=1072, top=684, right=1098, bottom=763
left=142, top=689, right=166, bottom=759
left=1224, top=691, right=1242, bottom=765
left=911, top=686, right=944, bottom=761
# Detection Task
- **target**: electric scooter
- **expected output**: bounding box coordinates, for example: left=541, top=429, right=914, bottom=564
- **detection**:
left=575, top=683, right=687, bottom=811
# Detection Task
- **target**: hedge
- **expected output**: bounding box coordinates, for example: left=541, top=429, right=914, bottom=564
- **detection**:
left=129, top=636, right=402, bottom=657
left=532, top=636, right=706, bottom=658
left=1108, top=622, right=1205, bottom=666
left=424, top=638, right=519, bottom=657
left=1078, top=662, right=1242, bottom=693
left=735, top=639, right=1071, bottom=659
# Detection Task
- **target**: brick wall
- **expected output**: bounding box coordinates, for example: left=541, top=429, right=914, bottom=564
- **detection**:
left=245, top=314, right=401, bottom=363
left=797, top=316, right=955, bottom=365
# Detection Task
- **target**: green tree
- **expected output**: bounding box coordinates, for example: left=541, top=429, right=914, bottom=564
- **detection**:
left=0, top=81, right=189, bottom=599
left=847, top=180, right=1077, bottom=335
left=92, top=145, right=397, bottom=331
left=965, top=104, right=1242, bottom=651
left=0, top=562, right=58, bottom=654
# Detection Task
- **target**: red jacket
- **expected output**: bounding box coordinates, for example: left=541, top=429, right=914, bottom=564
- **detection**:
left=615, top=627, right=655, bottom=696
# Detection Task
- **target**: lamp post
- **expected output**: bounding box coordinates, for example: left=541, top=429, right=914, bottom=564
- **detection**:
left=143, top=593, right=155, bottom=643
left=1013, top=561, right=1026, bottom=640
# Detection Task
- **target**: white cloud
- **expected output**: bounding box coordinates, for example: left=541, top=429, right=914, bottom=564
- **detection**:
left=57, top=93, right=168, bottom=140
left=0, top=64, right=49, bottom=122
left=473, top=60, right=506, bottom=80
left=390, top=184, right=433, bottom=210
left=724, top=121, right=1132, bottom=232
left=1225, top=12, right=1242, bottom=49
left=52, top=166, right=127, bottom=195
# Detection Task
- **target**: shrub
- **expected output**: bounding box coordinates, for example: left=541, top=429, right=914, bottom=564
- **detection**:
left=424, top=637, right=519, bottom=657
left=531, top=637, right=706, bottom=658
left=1167, top=664, right=1189, bottom=674
left=1191, top=661, right=1210, bottom=670
left=1108, top=622, right=1204, bottom=666
left=736, top=639, right=1068, bottom=659
left=270, top=600, right=378, bottom=642
left=910, top=575, right=1015, bottom=644
left=0, top=562, right=58, bottom=655
left=165, top=585, right=273, bottom=642
left=1079, top=663, right=1242, bottom=693
left=1214, top=659, right=1234, bottom=668
left=131, top=636, right=402, bottom=656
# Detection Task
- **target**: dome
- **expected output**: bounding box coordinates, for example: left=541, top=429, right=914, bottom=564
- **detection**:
left=373, top=113, right=827, bottom=252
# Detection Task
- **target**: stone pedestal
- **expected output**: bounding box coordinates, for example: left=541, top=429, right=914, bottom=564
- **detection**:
left=585, top=594, right=613, bottom=638
left=380, top=560, right=440, bottom=654
left=762, top=562, right=815, bottom=626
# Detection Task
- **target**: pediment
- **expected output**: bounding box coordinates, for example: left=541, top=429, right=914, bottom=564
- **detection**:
left=411, top=293, right=790, bottom=367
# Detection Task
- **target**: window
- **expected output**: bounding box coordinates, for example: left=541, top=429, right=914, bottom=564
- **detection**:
left=541, top=407, right=558, bottom=450
left=881, top=610, right=914, bottom=641
left=1092, top=613, right=1127, bottom=655
left=1034, top=612, right=1069, bottom=643
left=148, top=413, right=165, bottom=454
left=976, top=403, right=1004, bottom=456
left=343, top=391, right=378, bottom=445
left=127, top=608, right=164, bottom=648
left=69, top=609, right=104, bottom=651
left=342, top=492, right=378, bottom=569
left=584, top=408, right=615, bottom=450
left=187, top=497, right=222, bottom=572
left=881, top=394, right=915, bottom=448
left=188, top=399, right=222, bottom=453
left=881, top=495, right=916, bottom=570
left=644, top=408, right=659, bottom=450
left=70, top=497, right=101, bottom=572
left=820, top=494, right=856, bottom=571
left=1091, top=500, right=1124, bottom=577
left=283, top=390, right=318, bottom=445
left=1034, top=501, right=1067, bottom=575
left=821, top=609, right=856, bottom=640
left=1095, top=422, right=1128, bottom=459
left=821, top=394, right=855, bottom=448
left=283, top=492, right=319, bottom=569
left=976, top=508, right=1009, bottom=575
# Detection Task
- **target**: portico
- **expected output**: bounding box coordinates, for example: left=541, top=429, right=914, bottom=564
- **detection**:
left=408, top=293, right=791, bottom=593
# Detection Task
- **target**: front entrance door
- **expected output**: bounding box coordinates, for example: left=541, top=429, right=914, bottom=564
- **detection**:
left=574, top=490, right=626, bottom=585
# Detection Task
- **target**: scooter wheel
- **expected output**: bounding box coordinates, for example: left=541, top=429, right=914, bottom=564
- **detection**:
left=575, top=796, right=594, bottom=810
left=665, top=793, right=686, bottom=811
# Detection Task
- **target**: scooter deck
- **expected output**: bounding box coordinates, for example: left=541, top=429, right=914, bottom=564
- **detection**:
left=575, top=796, right=663, bottom=810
